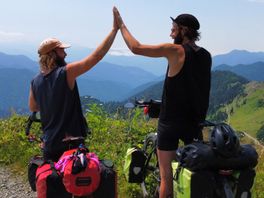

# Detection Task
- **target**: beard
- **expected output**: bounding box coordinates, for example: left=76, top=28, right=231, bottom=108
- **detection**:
left=174, top=33, right=184, bottom=44
left=55, top=56, right=67, bottom=67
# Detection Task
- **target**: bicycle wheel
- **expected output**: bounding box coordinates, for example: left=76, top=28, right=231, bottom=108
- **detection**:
left=141, top=133, right=160, bottom=198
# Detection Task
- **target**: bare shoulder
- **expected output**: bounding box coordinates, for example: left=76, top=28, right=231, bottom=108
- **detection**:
left=162, top=43, right=182, bottom=50
left=165, top=43, right=184, bottom=58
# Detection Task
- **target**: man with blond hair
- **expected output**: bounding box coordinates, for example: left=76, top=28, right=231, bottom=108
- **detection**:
left=29, top=9, right=119, bottom=161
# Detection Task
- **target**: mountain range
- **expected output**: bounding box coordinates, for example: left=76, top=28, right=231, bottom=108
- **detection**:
left=212, top=49, right=264, bottom=67
left=1, top=49, right=264, bottom=117
left=0, top=68, right=35, bottom=117
left=214, top=61, right=264, bottom=81
left=0, top=52, right=38, bottom=71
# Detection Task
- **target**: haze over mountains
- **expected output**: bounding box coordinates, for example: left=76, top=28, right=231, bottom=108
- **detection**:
left=1, top=49, right=264, bottom=117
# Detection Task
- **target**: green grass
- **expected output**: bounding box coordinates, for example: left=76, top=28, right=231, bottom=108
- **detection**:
left=0, top=103, right=264, bottom=197
left=0, top=106, right=158, bottom=197
left=221, top=82, right=264, bottom=137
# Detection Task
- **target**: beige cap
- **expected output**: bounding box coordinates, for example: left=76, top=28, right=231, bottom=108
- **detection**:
left=38, top=38, right=71, bottom=55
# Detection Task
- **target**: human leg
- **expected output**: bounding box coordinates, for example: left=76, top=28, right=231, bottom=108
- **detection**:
left=157, top=149, right=176, bottom=198
left=157, top=121, right=179, bottom=198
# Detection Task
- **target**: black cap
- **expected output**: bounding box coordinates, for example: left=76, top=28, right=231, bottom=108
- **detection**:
left=170, top=14, right=200, bottom=30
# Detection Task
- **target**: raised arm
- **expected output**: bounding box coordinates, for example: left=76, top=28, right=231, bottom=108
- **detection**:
left=66, top=8, right=119, bottom=89
left=113, top=7, right=177, bottom=58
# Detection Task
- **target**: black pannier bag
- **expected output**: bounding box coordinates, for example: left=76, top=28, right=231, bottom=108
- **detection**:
left=174, top=143, right=257, bottom=198
left=93, top=159, right=117, bottom=198
left=124, top=147, right=147, bottom=183
left=172, top=162, right=217, bottom=198
left=28, top=155, right=44, bottom=192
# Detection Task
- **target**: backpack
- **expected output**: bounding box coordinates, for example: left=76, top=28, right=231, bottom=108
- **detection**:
left=93, top=159, right=118, bottom=198
left=56, top=146, right=101, bottom=196
left=124, top=147, right=147, bottom=183
left=36, top=161, right=71, bottom=198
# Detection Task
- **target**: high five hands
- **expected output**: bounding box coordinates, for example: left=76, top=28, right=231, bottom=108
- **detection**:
left=112, top=7, right=119, bottom=31
left=113, top=7, right=124, bottom=29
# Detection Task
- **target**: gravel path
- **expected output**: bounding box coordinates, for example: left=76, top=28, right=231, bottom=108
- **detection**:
left=0, top=166, right=36, bottom=198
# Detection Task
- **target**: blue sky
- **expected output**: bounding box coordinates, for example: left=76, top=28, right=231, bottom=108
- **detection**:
left=0, top=0, right=263, bottom=57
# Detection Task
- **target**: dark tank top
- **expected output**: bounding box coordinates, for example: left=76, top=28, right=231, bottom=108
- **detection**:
left=31, top=66, right=88, bottom=153
left=159, top=44, right=211, bottom=125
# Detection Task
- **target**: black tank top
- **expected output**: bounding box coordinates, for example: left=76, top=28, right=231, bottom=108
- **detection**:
left=159, top=44, right=211, bottom=125
left=31, top=66, right=88, bottom=152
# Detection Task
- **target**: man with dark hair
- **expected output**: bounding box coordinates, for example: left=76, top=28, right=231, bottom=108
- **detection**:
left=114, top=7, right=211, bottom=198
left=29, top=9, right=119, bottom=162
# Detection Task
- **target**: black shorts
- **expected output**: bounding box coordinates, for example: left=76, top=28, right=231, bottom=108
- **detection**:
left=157, top=120, right=202, bottom=151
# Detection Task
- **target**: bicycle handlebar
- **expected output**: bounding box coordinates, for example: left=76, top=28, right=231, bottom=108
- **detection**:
left=134, top=99, right=161, bottom=108
left=25, top=112, right=41, bottom=136
left=134, top=99, right=218, bottom=127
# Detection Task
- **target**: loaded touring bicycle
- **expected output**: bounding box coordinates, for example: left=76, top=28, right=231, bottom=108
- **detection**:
left=26, top=112, right=117, bottom=198
left=124, top=99, right=258, bottom=198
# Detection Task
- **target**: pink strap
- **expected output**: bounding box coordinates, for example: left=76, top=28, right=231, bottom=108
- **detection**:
left=55, top=155, right=75, bottom=173
left=55, top=152, right=100, bottom=173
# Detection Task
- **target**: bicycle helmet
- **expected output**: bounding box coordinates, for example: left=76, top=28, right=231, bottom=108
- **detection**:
left=210, top=123, right=240, bottom=158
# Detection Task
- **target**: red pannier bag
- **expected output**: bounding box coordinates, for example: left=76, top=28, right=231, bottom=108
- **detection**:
left=36, top=161, right=71, bottom=198
left=56, top=146, right=101, bottom=196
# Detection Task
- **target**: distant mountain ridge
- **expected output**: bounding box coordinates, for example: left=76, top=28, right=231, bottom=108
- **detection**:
left=0, top=52, right=38, bottom=70
left=0, top=68, right=35, bottom=117
left=80, top=61, right=158, bottom=88
left=0, top=51, right=158, bottom=89
left=214, top=61, right=264, bottom=81
left=212, top=49, right=264, bottom=67
left=1, top=49, right=264, bottom=117
left=0, top=51, right=159, bottom=116
left=124, top=70, right=249, bottom=116
left=2, top=48, right=264, bottom=75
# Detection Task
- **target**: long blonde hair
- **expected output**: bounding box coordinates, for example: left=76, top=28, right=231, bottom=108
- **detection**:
left=39, top=51, right=58, bottom=72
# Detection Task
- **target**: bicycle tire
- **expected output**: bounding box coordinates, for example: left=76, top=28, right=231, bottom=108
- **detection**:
left=141, top=133, right=160, bottom=198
